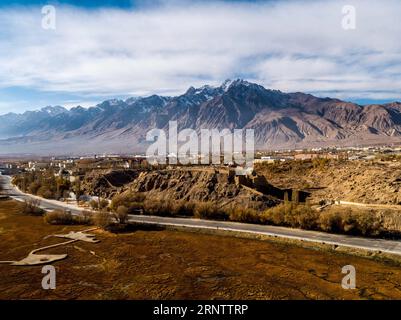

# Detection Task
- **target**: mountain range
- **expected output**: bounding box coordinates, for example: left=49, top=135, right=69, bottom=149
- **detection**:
left=0, top=79, right=401, bottom=155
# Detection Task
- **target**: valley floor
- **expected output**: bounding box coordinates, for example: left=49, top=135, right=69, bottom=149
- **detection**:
left=0, top=200, right=401, bottom=300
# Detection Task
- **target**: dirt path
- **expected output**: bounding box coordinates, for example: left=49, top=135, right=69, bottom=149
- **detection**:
left=334, top=200, right=401, bottom=211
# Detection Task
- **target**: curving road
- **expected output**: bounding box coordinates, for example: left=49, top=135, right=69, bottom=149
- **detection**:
left=1, top=174, right=401, bottom=256
left=0, top=175, right=84, bottom=214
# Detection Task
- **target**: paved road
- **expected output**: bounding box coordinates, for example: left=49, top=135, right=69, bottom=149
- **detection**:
left=128, top=215, right=401, bottom=256
left=1, top=174, right=401, bottom=256
left=0, top=175, right=83, bottom=214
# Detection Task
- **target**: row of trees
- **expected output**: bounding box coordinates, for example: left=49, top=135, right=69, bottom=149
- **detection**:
left=18, top=198, right=124, bottom=230
left=13, top=171, right=82, bottom=201
left=106, top=190, right=390, bottom=238
left=18, top=187, right=390, bottom=238
left=13, top=171, right=391, bottom=238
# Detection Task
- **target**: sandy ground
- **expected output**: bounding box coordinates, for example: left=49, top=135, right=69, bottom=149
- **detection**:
left=0, top=199, right=400, bottom=300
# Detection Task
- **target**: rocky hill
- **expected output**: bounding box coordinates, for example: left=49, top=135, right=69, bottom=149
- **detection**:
left=127, top=168, right=283, bottom=209
left=82, top=167, right=288, bottom=210
left=81, top=169, right=140, bottom=198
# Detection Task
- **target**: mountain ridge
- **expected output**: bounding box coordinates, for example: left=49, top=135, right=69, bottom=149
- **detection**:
left=0, top=79, right=400, bottom=155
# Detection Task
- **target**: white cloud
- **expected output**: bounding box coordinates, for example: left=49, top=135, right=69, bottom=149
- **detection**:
left=0, top=0, right=401, bottom=105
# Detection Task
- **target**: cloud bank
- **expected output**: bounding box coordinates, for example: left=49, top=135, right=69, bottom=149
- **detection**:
left=0, top=0, right=401, bottom=113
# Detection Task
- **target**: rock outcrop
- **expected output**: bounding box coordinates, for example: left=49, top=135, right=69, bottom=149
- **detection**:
left=127, top=168, right=281, bottom=209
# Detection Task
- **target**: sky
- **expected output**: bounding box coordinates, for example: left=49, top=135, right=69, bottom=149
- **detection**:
left=0, top=0, right=401, bottom=114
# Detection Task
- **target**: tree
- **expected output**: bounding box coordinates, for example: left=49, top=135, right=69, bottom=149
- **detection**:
left=98, top=198, right=109, bottom=210
left=284, top=191, right=289, bottom=203
left=90, top=200, right=99, bottom=210
left=93, top=210, right=112, bottom=229
left=292, top=190, right=300, bottom=204
left=114, top=205, right=129, bottom=224
left=73, top=179, right=82, bottom=204
left=20, top=199, right=45, bottom=216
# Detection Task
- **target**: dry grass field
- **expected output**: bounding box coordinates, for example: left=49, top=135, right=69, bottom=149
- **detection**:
left=0, top=199, right=401, bottom=300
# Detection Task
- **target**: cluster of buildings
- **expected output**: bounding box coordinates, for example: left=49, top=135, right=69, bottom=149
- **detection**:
left=1, top=144, right=400, bottom=176
left=253, top=145, right=401, bottom=164
left=253, top=152, right=341, bottom=164
left=22, top=155, right=148, bottom=172
left=0, top=162, right=24, bottom=175
left=0, top=155, right=149, bottom=184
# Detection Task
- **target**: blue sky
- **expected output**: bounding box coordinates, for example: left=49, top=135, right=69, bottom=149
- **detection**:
left=0, top=0, right=134, bottom=8
left=0, top=0, right=401, bottom=114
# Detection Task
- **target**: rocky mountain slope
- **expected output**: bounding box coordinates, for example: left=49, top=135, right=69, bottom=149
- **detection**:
left=1, top=79, right=400, bottom=155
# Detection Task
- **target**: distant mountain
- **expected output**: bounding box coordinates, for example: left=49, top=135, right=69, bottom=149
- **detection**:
left=0, top=79, right=400, bottom=155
